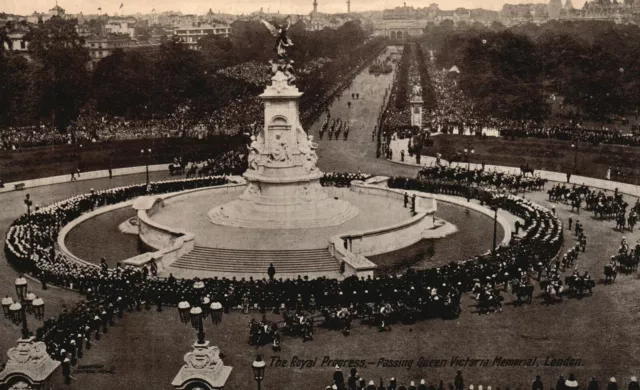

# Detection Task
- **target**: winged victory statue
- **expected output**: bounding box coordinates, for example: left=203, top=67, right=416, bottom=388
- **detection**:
left=261, top=17, right=293, bottom=59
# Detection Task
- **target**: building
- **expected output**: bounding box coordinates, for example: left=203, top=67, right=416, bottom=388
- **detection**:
left=501, top=3, right=548, bottom=24
left=174, top=22, right=231, bottom=50
left=48, top=4, right=65, bottom=18
left=105, top=17, right=137, bottom=39
left=85, top=34, right=132, bottom=65
left=84, top=34, right=160, bottom=70
left=372, top=6, right=429, bottom=38
left=3, top=29, right=29, bottom=53
left=549, top=0, right=564, bottom=18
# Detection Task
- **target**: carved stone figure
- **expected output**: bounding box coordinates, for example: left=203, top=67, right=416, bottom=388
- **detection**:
left=270, top=139, right=289, bottom=162
left=246, top=183, right=261, bottom=196
left=261, top=17, right=293, bottom=59
left=248, top=136, right=263, bottom=170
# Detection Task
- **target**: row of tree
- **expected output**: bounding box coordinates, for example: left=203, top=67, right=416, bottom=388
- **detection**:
left=421, top=20, right=640, bottom=121
left=0, top=17, right=370, bottom=130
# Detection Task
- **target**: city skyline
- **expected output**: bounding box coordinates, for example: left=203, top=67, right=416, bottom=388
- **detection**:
left=3, top=0, right=587, bottom=18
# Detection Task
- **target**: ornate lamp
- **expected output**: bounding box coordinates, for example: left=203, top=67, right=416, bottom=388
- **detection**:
left=177, top=300, right=191, bottom=324
left=9, top=302, right=23, bottom=325
left=14, top=276, right=27, bottom=301
left=200, top=296, right=211, bottom=319
left=2, top=296, right=13, bottom=318
left=193, top=279, right=205, bottom=299
left=210, top=302, right=222, bottom=324
left=189, top=307, right=202, bottom=330
left=24, top=291, right=36, bottom=314
left=252, top=355, right=266, bottom=390
left=32, top=297, right=45, bottom=320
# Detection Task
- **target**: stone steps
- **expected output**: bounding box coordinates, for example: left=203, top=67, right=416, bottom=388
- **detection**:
left=170, top=246, right=340, bottom=274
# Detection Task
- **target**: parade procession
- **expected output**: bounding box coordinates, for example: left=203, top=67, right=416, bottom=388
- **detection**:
left=2, top=0, right=640, bottom=389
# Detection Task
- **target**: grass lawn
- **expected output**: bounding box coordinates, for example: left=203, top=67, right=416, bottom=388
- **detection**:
left=424, top=135, right=640, bottom=184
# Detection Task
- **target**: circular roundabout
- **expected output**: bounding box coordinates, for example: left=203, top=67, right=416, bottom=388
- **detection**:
left=3, top=159, right=640, bottom=390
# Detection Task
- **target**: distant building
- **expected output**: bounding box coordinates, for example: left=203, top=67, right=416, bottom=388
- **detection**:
left=48, top=4, right=65, bottom=18
left=174, top=22, right=231, bottom=50
left=501, top=3, right=548, bottom=24
left=3, top=30, right=29, bottom=53
left=84, top=33, right=159, bottom=70
left=85, top=34, right=132, bottom=64
left=105, top=17, right=137, bottom=39
left=549, top=0, right=564, bottom=18
left=372, top=6, right=428, bottom=38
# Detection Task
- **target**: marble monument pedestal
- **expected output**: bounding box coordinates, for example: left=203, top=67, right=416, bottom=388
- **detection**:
left=208, top=170, right=359, bottom=229
left=208, top=68, right=359, bottom=230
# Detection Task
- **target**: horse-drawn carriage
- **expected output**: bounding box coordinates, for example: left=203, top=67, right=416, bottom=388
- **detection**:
left=168, top=162, right=186, bottom=176
left=473, top=285, right=504, bottom=314
left=564, top=275, right=595, bottom=297
left=248, top=318, right=278, bottom=347
left=511, top=280, right=534, bottom=304
left=321, top=307, right=352, bottom=335
left=281, top=311, right=314, bottom=341
left=540, top=279, right=564, bottom=304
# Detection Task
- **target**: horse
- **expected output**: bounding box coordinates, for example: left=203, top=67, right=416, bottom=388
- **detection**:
left=476, top=289, right=503, bottom=314
left=373, top=303, right=393, bottom=331
left=442, top=294, right=461, bottom=319
left=616, top=213, right=627, bottom=231
left=168, top=163, right=185, bottom=176
left=185, top=165, right=198, bottom=179
left=604, top=265, right=618, bottom=283
left=512, top=281, right=534, bottom=304
left=520, top=165, right=535, bottom=176
left=542, top=282, right=563, bottom=305
left=336, top=307, right=352, bottom=335
left=628, top=211, right=637, bottom=232
left=564, top=275, right=594, bottom=298
left=618, top=251, right=639, bottom=273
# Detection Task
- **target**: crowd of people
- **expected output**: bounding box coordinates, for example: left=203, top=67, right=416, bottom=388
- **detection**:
left=218, top=57, right=334, bottom=87
left=324, top=370, right=640, bottom=390
left=378, top=53, right=640, bottom=151
left=2, top=167, right=567, bottom=361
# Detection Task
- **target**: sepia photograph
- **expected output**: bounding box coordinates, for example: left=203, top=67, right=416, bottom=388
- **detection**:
left=1, top=0, right=640, bottom=388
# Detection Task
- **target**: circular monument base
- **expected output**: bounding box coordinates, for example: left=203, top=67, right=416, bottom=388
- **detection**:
left=208, top=196, right=359, bottom=229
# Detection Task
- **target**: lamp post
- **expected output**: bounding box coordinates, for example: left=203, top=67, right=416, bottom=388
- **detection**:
left=252, top=355, right=266, bottom=390
left=178, top=292, right=206, bottom=345
left=141, top=148, right=152, bottom=185
left=24, top=194, right=33, bottom=216
left=571, top=141, right=578, bottom=175
left=464, top=144, right=474, bottom=171
left=491, top=204, right=499, bottom=258
left=190, top=306, right=205, bottom=345
left=9, top=277, right=45, bottom=339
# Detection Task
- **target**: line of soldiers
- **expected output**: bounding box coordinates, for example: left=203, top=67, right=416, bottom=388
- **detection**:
left=320, top=117, right=351, bottom=141
left=329, top=366, right=433, bottom=390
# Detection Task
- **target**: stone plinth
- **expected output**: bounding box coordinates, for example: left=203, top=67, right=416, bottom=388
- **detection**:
left=0, top=337, right=61, bottom=389
left=171, top=341, right=232, bottom=390
left=209, top=69, right=359, bottom=229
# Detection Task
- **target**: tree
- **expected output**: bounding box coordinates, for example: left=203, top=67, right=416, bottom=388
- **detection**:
left=92, top=49, right=155, bottom=117
left=23, top=16, right=90, bottom=130
left=456, top=31, right=547, bottom=120
left=564, top=44, right=624, bottom=120
left=0, top=25, right=31, bottom=126
left=198, top=34, right=235, bottom=70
